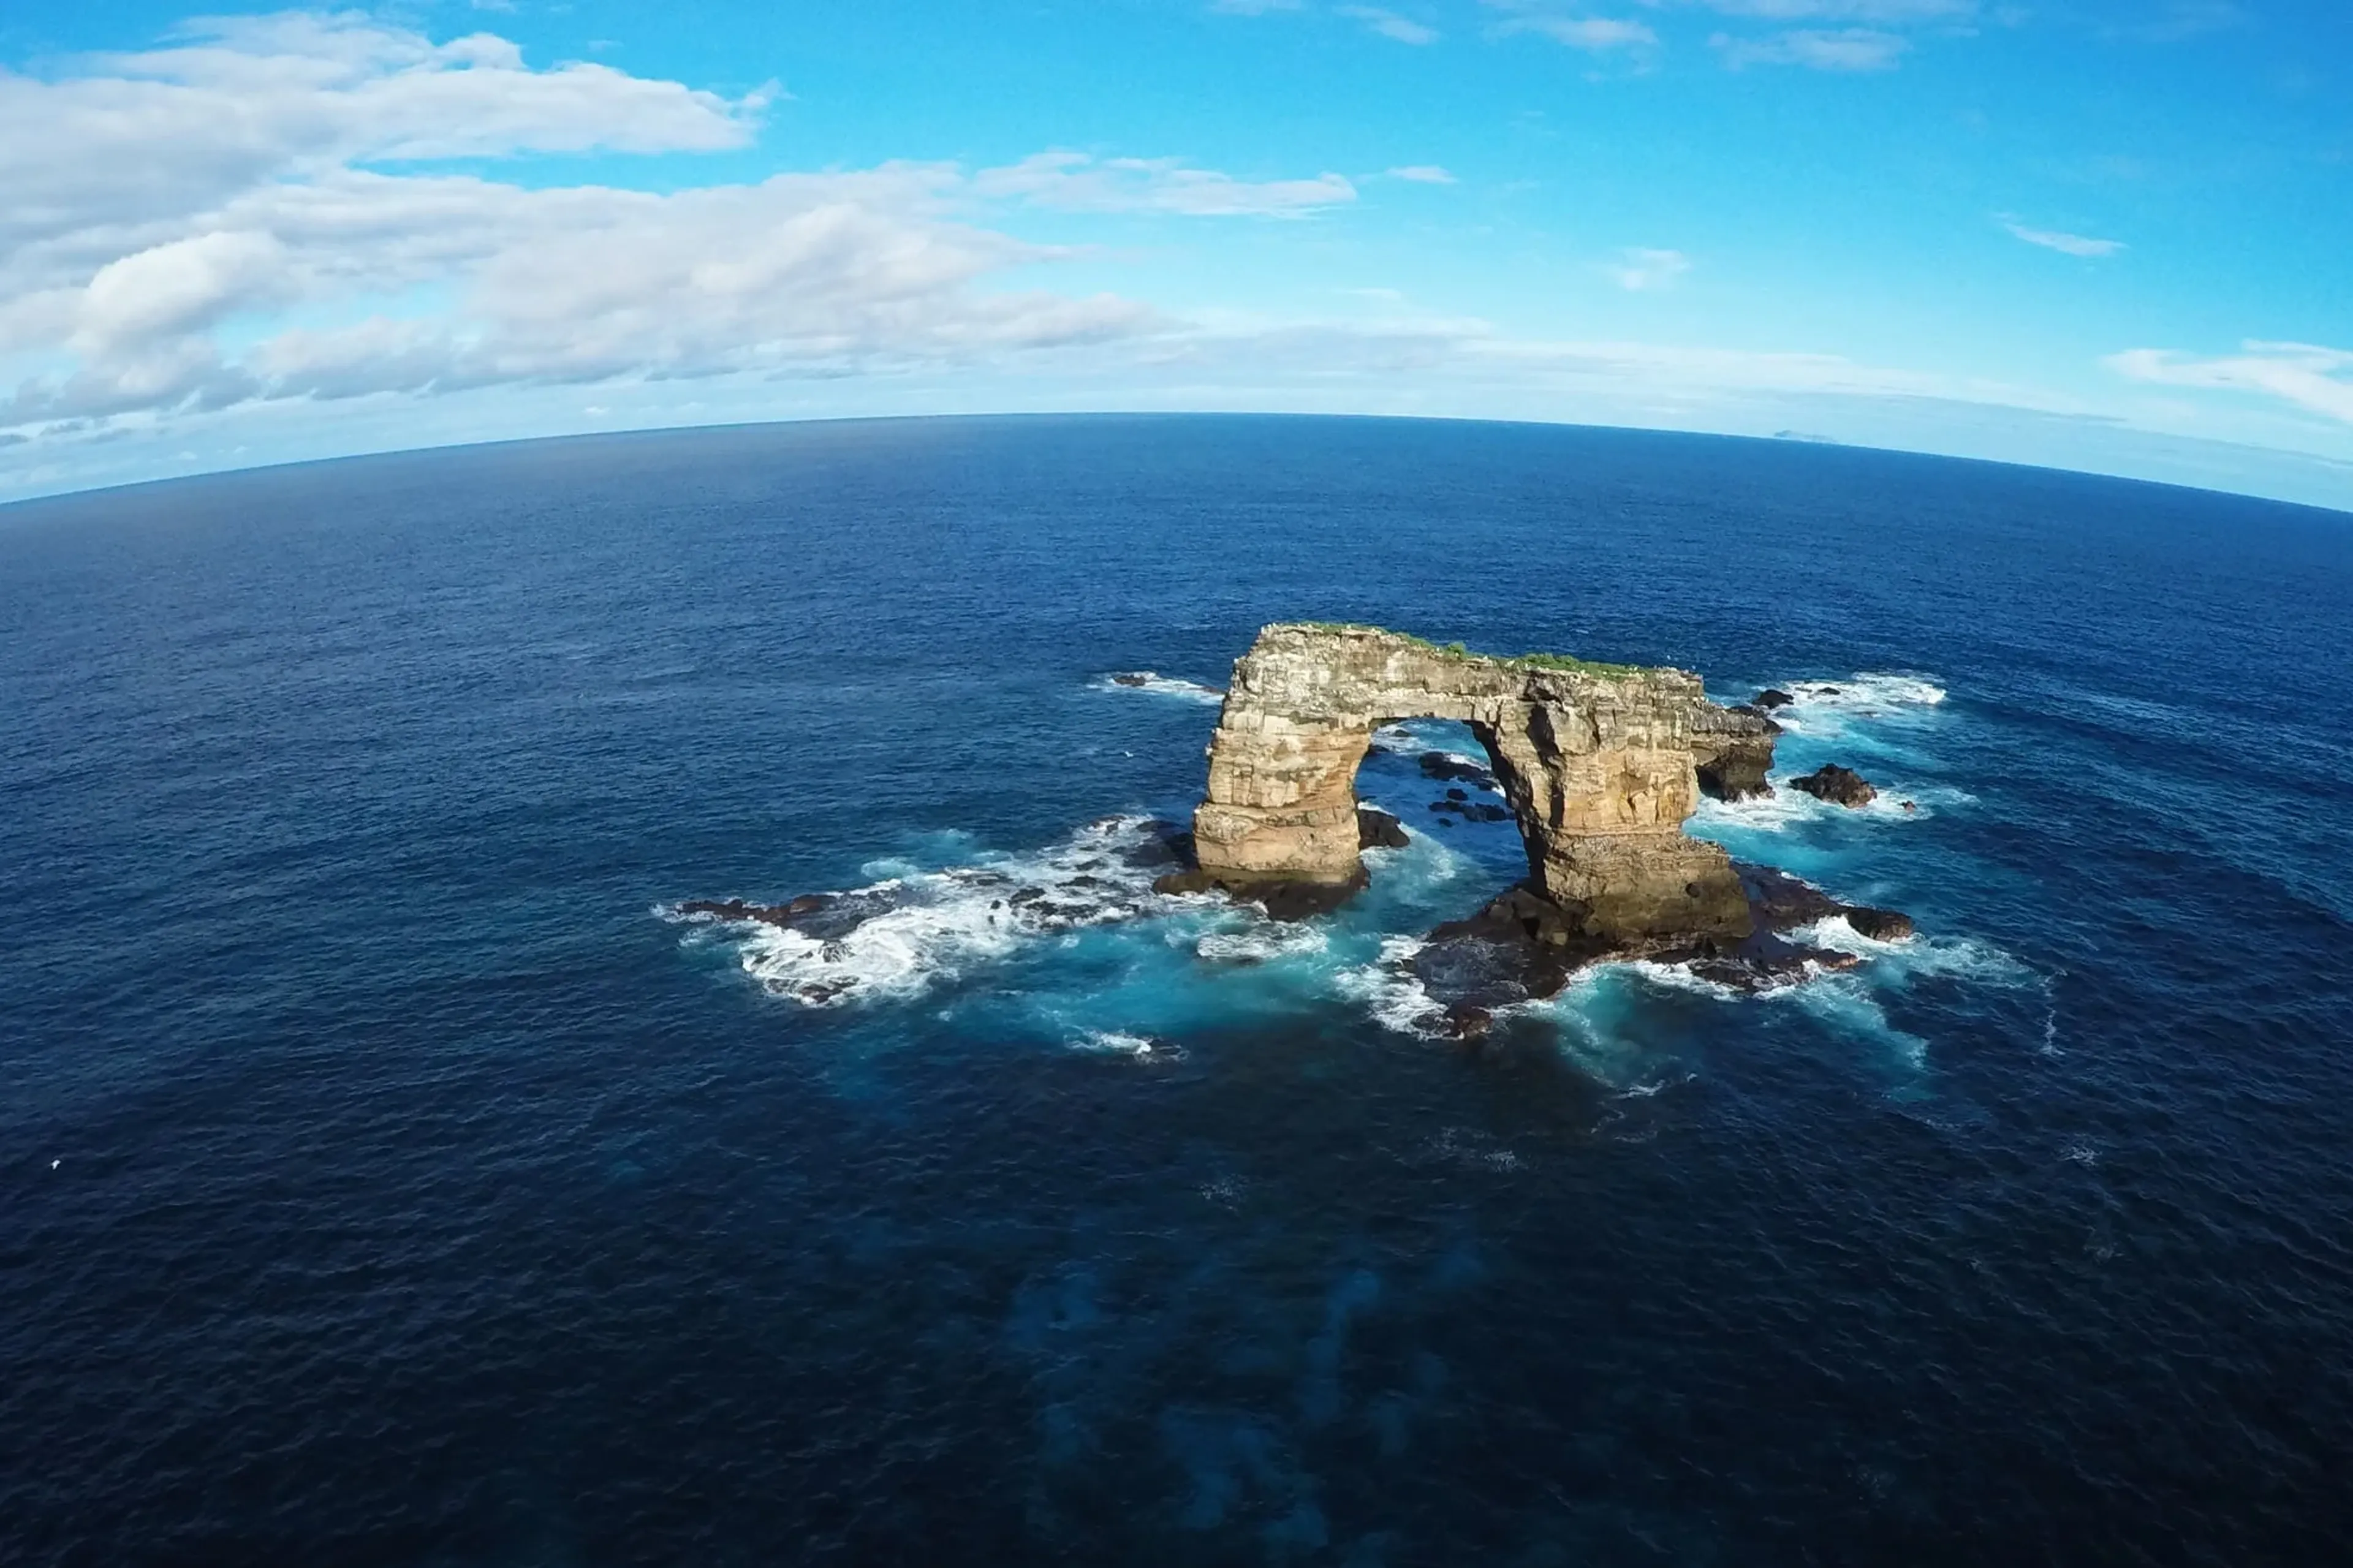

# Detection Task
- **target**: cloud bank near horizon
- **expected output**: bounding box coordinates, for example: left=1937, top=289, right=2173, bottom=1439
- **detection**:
left=0, top=7, right=2346, bottom=511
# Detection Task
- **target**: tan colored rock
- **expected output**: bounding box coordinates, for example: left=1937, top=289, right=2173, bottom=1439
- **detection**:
left=1183, top=624, right=1774, bottom=942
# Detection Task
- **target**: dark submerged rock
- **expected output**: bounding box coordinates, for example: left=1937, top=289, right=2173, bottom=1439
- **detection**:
left=1151, top=864, right=1370, bottom=922
left=1791, top=764, right=1877, bottom=808
left=1844, top=907, right=1916, bottom=941
left=1110, top=671, right=1153, bottom=687
left=1419, top=751, right=1498, bottom=789
left=1407, top=864, right=1919, bottom=1017
left=1755, top=688, right=1795, bottom=710
left=676, top=893, right=832, bottom=929
left=1357, top=806, right=1411, bottom=850
left=1738, top=863, right=1912, bottom=942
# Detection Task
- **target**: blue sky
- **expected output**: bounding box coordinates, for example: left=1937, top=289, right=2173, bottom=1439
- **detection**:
left=1, top=1, right=2348, bottom=506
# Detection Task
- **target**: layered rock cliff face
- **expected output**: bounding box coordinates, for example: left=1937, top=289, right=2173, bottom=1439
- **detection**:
left=1177, top=624, right=1778, bottom=943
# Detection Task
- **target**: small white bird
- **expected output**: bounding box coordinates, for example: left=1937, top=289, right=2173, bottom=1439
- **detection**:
left=50, top=1159, right=60, bottom=1170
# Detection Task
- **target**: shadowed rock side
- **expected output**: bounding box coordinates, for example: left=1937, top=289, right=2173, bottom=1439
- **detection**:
left=1162, top=624, right=1778, bottom=943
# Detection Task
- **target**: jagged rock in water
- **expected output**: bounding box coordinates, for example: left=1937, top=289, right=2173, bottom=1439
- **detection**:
left=676, top=893, right=832, bottom=929
left=1408, top=865, right=1917, bottom=1007
left=1356, top=806, right=1410, bottom=850
left=1184, top=623, right=1776, bottom=942
left=1692, top=702, right=1782, bottom=801
left=1755, top=688, right=1795, bottom=709
left=1737, top=864, right=1912, bottom=940
left=1790, top=763, right=1877, bottom=808
left=1419, top=751, right=1498, bottom=789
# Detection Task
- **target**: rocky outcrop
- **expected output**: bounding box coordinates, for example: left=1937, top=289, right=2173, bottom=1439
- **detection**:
left=1692, top=703, right=1781, bottom=801
left=1178, top=624, right=1777, bottom=944
left=676, top=894, right=832, bottom=929
left=1409, top=862, right=1913, bottom=1027
left=1356, top=806, right=1410, bottom=850
left=1791, top=764, right=1877, bottom=808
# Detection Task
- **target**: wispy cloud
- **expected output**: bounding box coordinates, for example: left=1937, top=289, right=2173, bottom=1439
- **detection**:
left=1699, top=0, right=1974, bottom=19
left=1339, top=6, right=1442, bottom=42
left=1607, top=247, right=1692, bottom=290
left=976, top=153, right=1357, bottom=216
left=2109, top=341, right=2353, bottom=426
left=1386, top=164, right=1458, bottom=183
left=1485, top=4, right=1660, bottom=49
left=1999, top=216, right=2125, bottom=257
left=1711, top=27, right=1911, bottom=69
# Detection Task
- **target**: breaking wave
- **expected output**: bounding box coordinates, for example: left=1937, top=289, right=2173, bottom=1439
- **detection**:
left=671, top=815, right=1187, bottom=1007
left=1093, top=672, right=1225, bottom=705
left=1332, top=936, right=1450, bottom=1038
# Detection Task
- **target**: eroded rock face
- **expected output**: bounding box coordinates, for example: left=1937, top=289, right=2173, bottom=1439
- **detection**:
left=1185, top=624, right=1775, bottom=943
left=1692, top=703, right=1782, bottom=801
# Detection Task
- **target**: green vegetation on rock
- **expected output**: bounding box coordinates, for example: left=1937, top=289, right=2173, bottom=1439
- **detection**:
left=1278, top=622, right=1643, bottom=678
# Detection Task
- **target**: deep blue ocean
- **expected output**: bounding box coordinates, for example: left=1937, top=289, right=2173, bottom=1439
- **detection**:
left=5, top=415, right=2352, bottom=1566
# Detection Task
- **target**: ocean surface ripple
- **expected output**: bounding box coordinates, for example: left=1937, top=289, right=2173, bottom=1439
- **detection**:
left=4, top=417, right=2351, bottom=1565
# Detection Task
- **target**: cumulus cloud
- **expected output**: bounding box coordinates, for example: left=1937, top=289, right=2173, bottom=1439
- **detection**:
left=1999, top=216, right=2126, bottom=257
left=973, top=153, right=1356, bottom=215
left=2108, top=342, right=2353, bottom=426
left=0, top=17, right=1383, bottom=434
left=1607, top=247, right=1692, bottom=290
left=1711, top=27, right=1911, bottom=69
left=0, top=12, right=765, bottom=267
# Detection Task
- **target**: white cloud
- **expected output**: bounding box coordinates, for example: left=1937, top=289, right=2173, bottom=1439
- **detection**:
left=1339, top=6, right=1442, bottom=42
left=973, top=153, right=1356, bottom=215
left=2108, top=342, right=2353, bottom=426
left=1489, top=8, right=1661, bottom=49
left=1711, top=27, right=1911, bottom=68
left=0, top=12, right=767, bottom=282
left=1387, top=164, right=1458, bottom=183
left=0, top=19, right=1380, bottom=434
left=1998, top=216, right=2125, bottom=257
left=1697, top=0, right=1974, bottom=19
left=1607, top=247, right=1691, bottom=290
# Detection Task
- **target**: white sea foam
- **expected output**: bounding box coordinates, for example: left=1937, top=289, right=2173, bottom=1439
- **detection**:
left=1092, top=672, right=1225, bottom=705
left=1371, top=721, right=1471, bottom=754
left=707, top=814, right=1181, bottom=1007
left=1072, top=1028, right=1186, bottom=1062
left=1616, top=958, right=1746, bottom=1000
left=1776, top=977, right=1930, bottom=1070
left=1774, top=673, right=1947, bottom=711
left=1332, top=935, right=1450, bottom=1037
left=1790, top=916, right=2037, bottom=988
left=1193, top=925, right=1330, bottom=965
left=1691, top=773, right=1966, bottom=836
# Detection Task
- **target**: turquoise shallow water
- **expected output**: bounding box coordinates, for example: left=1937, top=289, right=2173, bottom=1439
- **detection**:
left=3, top=415, right=2351, bottom=1564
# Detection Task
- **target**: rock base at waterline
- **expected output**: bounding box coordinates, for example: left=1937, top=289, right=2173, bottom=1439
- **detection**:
left=1410, top=864, right=1915, bottom=1037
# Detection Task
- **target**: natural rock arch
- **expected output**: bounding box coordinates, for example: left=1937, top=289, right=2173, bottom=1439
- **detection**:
left=1173, top=624, right=1777, bottom=942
